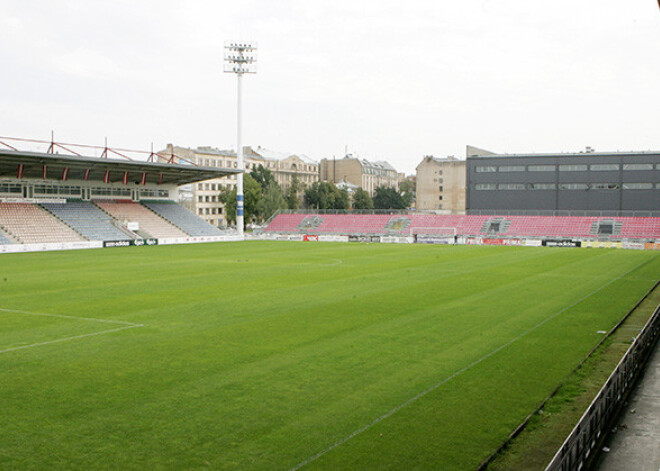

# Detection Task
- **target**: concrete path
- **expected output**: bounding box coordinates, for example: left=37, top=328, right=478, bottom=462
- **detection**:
left=598, top=339, right=660, bottom=471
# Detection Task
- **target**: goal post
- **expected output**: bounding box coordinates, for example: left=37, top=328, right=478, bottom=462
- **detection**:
left=408, top=226, right=457, bottom=237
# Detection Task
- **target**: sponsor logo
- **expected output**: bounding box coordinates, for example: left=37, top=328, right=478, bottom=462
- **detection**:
left=348, top=235, right=381, bottom=243
left=103, top=240, right=132, bottom=248
left=542, top=239, right=581, bottom=248
left=103, top=239, right=159, bottom=248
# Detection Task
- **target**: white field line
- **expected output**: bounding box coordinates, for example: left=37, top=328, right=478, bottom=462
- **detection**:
left=0, top=307, right=141, bottom=326
left=322, top=258, right=343, bottom=266
left=0, top=324, right=143, bottom=355
left=290, top=258, right=653, bottom=470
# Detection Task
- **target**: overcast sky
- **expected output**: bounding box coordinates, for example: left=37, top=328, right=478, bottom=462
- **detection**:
left=1, top=0, right=659, bottom=174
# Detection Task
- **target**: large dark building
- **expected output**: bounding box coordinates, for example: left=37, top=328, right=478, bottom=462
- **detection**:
left=466, top=147, right=660, bottom=215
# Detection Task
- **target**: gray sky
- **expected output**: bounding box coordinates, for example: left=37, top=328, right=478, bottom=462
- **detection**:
left=1, top=0, right=659, bottom=175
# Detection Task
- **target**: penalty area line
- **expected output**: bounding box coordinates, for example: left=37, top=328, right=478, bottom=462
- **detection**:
left=290, top=257, right=651, bottom=470
left=0, top=324, right=144, bottom=355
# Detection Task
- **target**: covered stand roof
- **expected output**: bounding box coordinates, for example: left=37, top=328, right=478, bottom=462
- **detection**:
left=0, top=149, right=240, bottom=186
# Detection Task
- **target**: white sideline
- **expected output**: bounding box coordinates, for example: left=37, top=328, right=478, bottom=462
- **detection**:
left=0, top=307, right=141, bottom=326
left=0, top=307, right=145, bottom=355
left=290, top=258, right=654, bottom=470
left=0, top=324, right=143, bottom=355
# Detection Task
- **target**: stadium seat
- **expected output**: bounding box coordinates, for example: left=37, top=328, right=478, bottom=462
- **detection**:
left=141, top=200, right=225, bottom=237
left=0, top=202, right=85, bottom=244
left=41, top=201, right=135, bottom=241
left=263, top=213, right=660, bottom=241
left=94, top=200, right=187, bottom=238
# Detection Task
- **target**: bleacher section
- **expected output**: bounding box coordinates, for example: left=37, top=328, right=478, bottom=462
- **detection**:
left=0, top=203, right=85, bottom=244
left=95, top=200, right=187, bottom=238
left=142, top=201, right=224, bottom=237
left=41, top=201, right=133, bottom=241
left=263, top=214, right=660, bottom=241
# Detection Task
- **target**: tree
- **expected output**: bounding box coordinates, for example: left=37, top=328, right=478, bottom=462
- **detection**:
left=286, top=174, right=301, bottom=210
left=259, top=181, right=288, bottom=221
left=372, top=186, right=407, bottom=210
left=352, top=187, right=374, bottom=210
left=250, top=164, right=276, bottom=192
left=399, top=179, right=415, bottom=208
left=219, top=174, right=263, bottom=224
left=304, top=181, right=349, bottom=210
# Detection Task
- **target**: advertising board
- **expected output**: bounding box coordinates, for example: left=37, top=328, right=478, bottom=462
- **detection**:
left=542, top=239, right=581, bottom=248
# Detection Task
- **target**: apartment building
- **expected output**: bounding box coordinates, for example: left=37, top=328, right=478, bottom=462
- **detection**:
left=415, top=155, right=466, bottom=213
left=319, top=155, right=398, bottom=196
left=160, top=144, right=318, bottom=226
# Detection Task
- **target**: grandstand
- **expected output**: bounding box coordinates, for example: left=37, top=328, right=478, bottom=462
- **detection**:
left=0, top=140, right=240, bottom=247
left=0, top=202, right=85, bottom=244
left=142, top=200, right=224, bottom=237
left=41, top=201, right=135, bottom=241
left=263, top=213, right=660, bottom=241
left=94, top=200, right=188, bottom=239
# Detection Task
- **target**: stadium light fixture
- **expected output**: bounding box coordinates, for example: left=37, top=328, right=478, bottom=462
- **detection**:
left=224, top=41, right=257, bottom=238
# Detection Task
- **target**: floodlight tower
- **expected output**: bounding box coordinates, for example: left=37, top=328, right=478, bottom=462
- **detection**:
left=224, top=40, right=257, bottom=238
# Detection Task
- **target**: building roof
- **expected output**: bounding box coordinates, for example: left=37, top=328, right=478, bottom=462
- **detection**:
left=194, top=145, right=318, bottom=165
left=466, top=146, right=660, bottom=159
left=251, top=146, right=318, bottom=165
left=339, top=155, right=396, bottom=172
left=416, top=155, right=465, bottom=171
left=0, top=149, right=239, bottom=186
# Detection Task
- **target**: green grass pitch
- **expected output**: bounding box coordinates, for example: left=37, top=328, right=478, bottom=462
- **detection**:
left=0, top=242, right=658, bottom=470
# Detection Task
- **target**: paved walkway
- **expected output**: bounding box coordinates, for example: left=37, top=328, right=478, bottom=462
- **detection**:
left=598, top=338, right=660, bottom=471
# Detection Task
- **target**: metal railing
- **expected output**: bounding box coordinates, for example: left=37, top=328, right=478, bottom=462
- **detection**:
left=545, top=302, right=660, bottom=470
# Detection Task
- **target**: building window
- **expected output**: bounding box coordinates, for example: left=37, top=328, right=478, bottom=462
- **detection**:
left=475, top=184, right=497, bottom=190
left=590, top=164, right=619, bottom=171
left=623, top=164, right=653, bottom=171
left=0, top=183, right=22, bottom=194
left=623, top=183, right=653, bottom=190
left=528, top=165, right=556, bottom=172
left=559, top=183, right=589, bottom=190
left=498, top=183, right=525, bottom=190
left=438, top=195, right=443, bottom=200
left=590, top=183, right=619, bottom=190
left=498, top=165, right=525, bottom=172
left=529, top=183, right=556, bottom=190
left=438, top=186, right=443, bottom=192
left=475, top=166, right=496, bottom=173
left=559, top=164, right=588, bottom=172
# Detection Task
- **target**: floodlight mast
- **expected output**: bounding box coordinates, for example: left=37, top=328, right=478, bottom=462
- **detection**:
left=224, top=41, right=257, bottom=238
